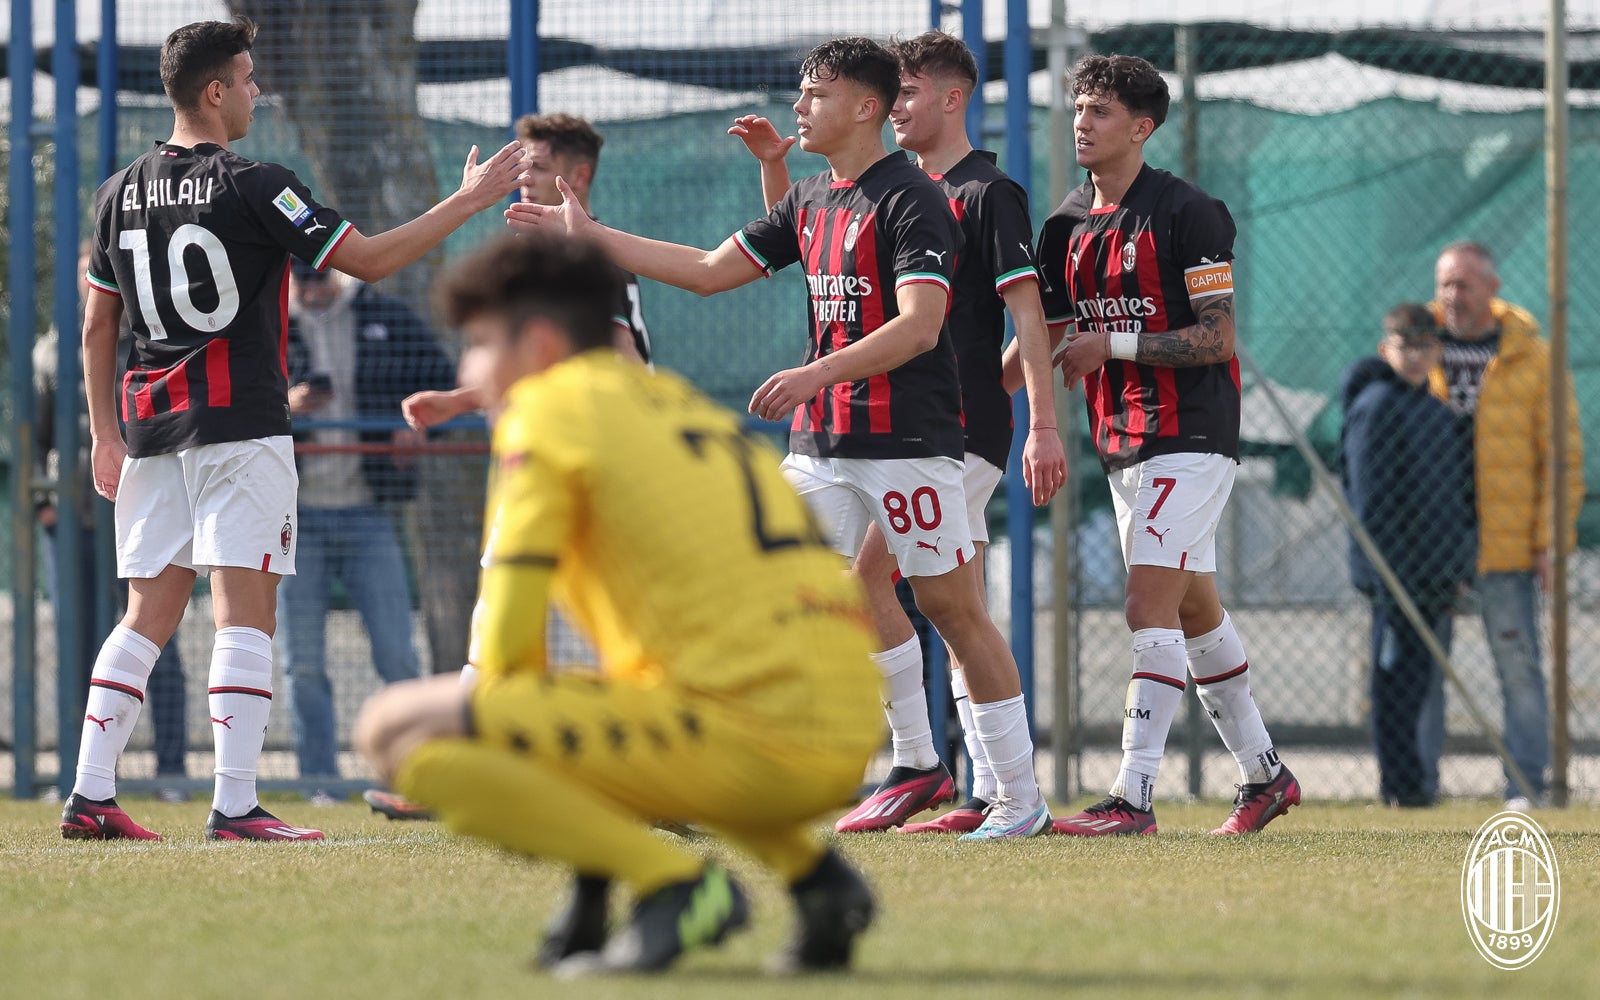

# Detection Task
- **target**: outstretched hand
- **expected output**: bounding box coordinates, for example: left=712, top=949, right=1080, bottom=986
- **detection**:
left=457, top=141, right=529, bottom=212
left=505, top=176, right=594, bottom=236
left=727, top=115, right=797, bottom=162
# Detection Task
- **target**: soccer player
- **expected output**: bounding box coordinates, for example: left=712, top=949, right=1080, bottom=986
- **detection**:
left=727, top=30, right=1065, bottom=834
left=509, top=36, right=1052, bottom=839
left=60, top=17, right=526, bottom=842
left=354, top=232, right=882, bottom=974
left=400, top=113, right=649, bottom=432
left=1037, top=54, right=1300, bottom=835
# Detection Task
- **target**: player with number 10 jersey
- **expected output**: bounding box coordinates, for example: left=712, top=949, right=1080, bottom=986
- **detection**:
left=88, top=145, right=351, bottom=457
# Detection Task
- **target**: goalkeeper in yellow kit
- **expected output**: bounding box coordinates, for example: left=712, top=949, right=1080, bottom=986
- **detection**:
left=355, top=232, right=883, bottom=976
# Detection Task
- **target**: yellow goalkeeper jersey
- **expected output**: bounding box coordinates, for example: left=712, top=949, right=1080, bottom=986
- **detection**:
left=470, top=350, right=875, bottom=696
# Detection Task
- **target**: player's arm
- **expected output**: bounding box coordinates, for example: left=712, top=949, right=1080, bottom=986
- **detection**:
left=504, top=177, right=763, bottom=297
left=749, top=282, right=948, bottom=422
left=402, top=385, right=485, bottom=430
left=468, top=555, right=553, bottom=678
left=81, top=285, right=127, bottom=501
left=727, top=115, right=796, bottom=212
left=327, top=142, right=528, bottom=283
left=1000, top=279, right=1068, bottom=506
left=1055, top=270, right=1235, bottom=386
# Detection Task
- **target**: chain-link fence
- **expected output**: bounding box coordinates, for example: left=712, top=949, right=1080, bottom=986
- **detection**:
left=4, top=2, right=1597, bottom=806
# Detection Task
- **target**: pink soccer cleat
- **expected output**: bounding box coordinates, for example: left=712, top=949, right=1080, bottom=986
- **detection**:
left=897, top=798, right=990, bottom=834
left=60, top=794, right=162, bottom=841
left=1051, top=795, right=1158, bottom=836
left=1210, top=766, right=1301, bottom=835
left=206, top=806, right=325, bottom=841
left=834, top=764, right=956, bottom=833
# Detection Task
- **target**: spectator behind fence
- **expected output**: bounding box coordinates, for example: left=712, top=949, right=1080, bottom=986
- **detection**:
left=280, top=260, right=455, bottom=794
left=1429, top=241, right=1584, bottom=811
left=1339, top=305, right=1474, bottom=807
left=35, top=314, right=190, bottom=802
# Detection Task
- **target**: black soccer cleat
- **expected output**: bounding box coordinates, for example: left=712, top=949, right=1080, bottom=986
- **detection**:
left=771, top=848, right=876, bottom=973
left=557, top=863, right=749, bottom=975
left=536, top=875, right=612, bottom=968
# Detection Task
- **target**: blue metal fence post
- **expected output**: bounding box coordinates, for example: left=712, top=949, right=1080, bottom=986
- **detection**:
left=509, top=0, right=540, bottom=126
left=1003, top=0, right=1037, bottom=739
left=54, top=0, right=85, bottom=796
left=963, top=0, right=986, bottom=144
left=8, top=0, right=39, bottom=800
left=93, top=0, right=119, bottom=644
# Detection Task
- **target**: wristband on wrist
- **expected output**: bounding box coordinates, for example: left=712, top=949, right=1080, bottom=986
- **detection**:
left=1108, top=330, right=1139, bottom=361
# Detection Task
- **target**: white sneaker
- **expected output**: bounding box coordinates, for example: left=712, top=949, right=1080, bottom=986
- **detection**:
left=958, top=794, right=1051, bottom=840
left=1504, top=795, right=1541, bottom=813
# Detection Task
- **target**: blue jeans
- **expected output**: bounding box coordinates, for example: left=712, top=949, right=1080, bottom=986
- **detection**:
left=278, top=505, right=421, bottom=778
left=1369, top=595, right=1452, bottom=805
left=1477, top=571, right=1548, bottom=799
left=1417, top=648, right=1446, bottom=799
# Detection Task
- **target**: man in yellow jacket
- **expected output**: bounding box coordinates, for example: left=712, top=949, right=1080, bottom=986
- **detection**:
left=1429, top=240, right=1584, bottom=810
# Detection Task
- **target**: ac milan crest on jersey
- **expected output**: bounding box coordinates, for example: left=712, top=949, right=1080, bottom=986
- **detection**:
left=1036, top=164, right=1242, bottom=472
left=735, top=153, right=964, bottom=461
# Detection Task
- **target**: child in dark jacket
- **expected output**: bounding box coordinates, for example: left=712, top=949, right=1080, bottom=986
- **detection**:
left=1340, top=303, right=1476, bottom=806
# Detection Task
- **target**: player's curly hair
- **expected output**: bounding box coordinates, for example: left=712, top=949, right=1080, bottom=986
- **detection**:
left=1072, top=53, right=1170, bottom=129
left=890, top=31, right=978, bottom=91
left=161, top=17, right=257, bottom=111
left=799, top=36, right=900, bottom=115
left=515, top=113, right=605, bottom=168
left=437, top=233, right=620, bottom=353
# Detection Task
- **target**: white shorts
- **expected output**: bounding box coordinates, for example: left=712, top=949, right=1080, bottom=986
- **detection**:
left=116, top=436, right=299, bottom=579
left=962, top=453, right=1004, bottom=546
left=1108, top=452, right=1235, bottom=573
left=780, top=453, right=974, bottom=578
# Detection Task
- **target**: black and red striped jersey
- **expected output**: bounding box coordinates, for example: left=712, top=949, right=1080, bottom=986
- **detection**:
left=735, top=152, right=963, bottom=460
left=87, top=142, right=352, bottom=458
left=1036, top=164, right=1241, bottom=472
left=930, top=149, right=1040, bottom=471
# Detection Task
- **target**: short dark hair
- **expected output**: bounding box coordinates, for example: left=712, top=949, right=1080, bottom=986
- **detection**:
left=891, top=31, right=979, bottom=91
left=799, top=36, right=900, bottom=115
left=436, top=233, right=621, bottom=353
left=1383, top=302, right=1441, bottom=338
left=514, top=113, right=605, bottom=168
left=161, top=18, right=257, bottom=111
left=1072, top=53, right=1170, bottom=130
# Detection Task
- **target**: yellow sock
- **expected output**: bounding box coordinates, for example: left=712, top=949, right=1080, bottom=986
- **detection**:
left=395, top=737, right=703, bottom=895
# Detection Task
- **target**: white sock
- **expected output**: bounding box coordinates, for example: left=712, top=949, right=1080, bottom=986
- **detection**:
left=1111, top=627, right=1187, bottom=812
left=950, top=668, right=997, bottom=803
left=458, top=663, right=479, bottom=688
left=209, top=626, right=275, bottom=817
left=874, top=636, right=939, bottom=770
left=1189, top=612, right=1279, bottom=784
left=73, top=626, right=162, bottom=801
left=969, top=694, right=1040, bottom=805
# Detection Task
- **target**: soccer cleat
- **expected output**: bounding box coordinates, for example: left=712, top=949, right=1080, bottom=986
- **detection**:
left=1210, top=766, right=1301, bottom=835
left=362, top=788, right=435, bottom=821
left=770, top=849, right=875, bottom=974
left=206, top=805, right=325, bottom=841
left=536, top=876, right=612, bottom=968
left=896, top=797, right=991, bottom=834
left=958, top=795, right=1051, bottom=840
left=1051, top=795, right=1158, bottom=836
left=834, top=763, right=957, bottom=833
left=59, top=794, right=162, bottom=841
left=558, top=863, right=749, bottom=975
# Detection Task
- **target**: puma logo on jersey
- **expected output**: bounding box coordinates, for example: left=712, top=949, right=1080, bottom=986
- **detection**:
left=923, top=249, right=947, bottom=264
left=802, top=224, right=815, bottom=241
left=1019, top=242, right=1032, bottom=257
left=1145, top=526, right=1170, bottom=546
left=915, top=537, right=942, bottom=555
left=304, top=221, right=327, bottom=236
left=86, top=714, right=114, bottom=732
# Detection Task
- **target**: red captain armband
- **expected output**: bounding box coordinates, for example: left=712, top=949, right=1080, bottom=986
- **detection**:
left=1183, top=261, right=1233, bottom=300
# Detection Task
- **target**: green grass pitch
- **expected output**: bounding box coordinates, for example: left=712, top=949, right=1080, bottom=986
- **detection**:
left=3, top=796, right=1597, bottom=999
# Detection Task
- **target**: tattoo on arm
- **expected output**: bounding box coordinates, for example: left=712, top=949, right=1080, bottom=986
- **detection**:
left=1135, top=294, right=1235, bottom=367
